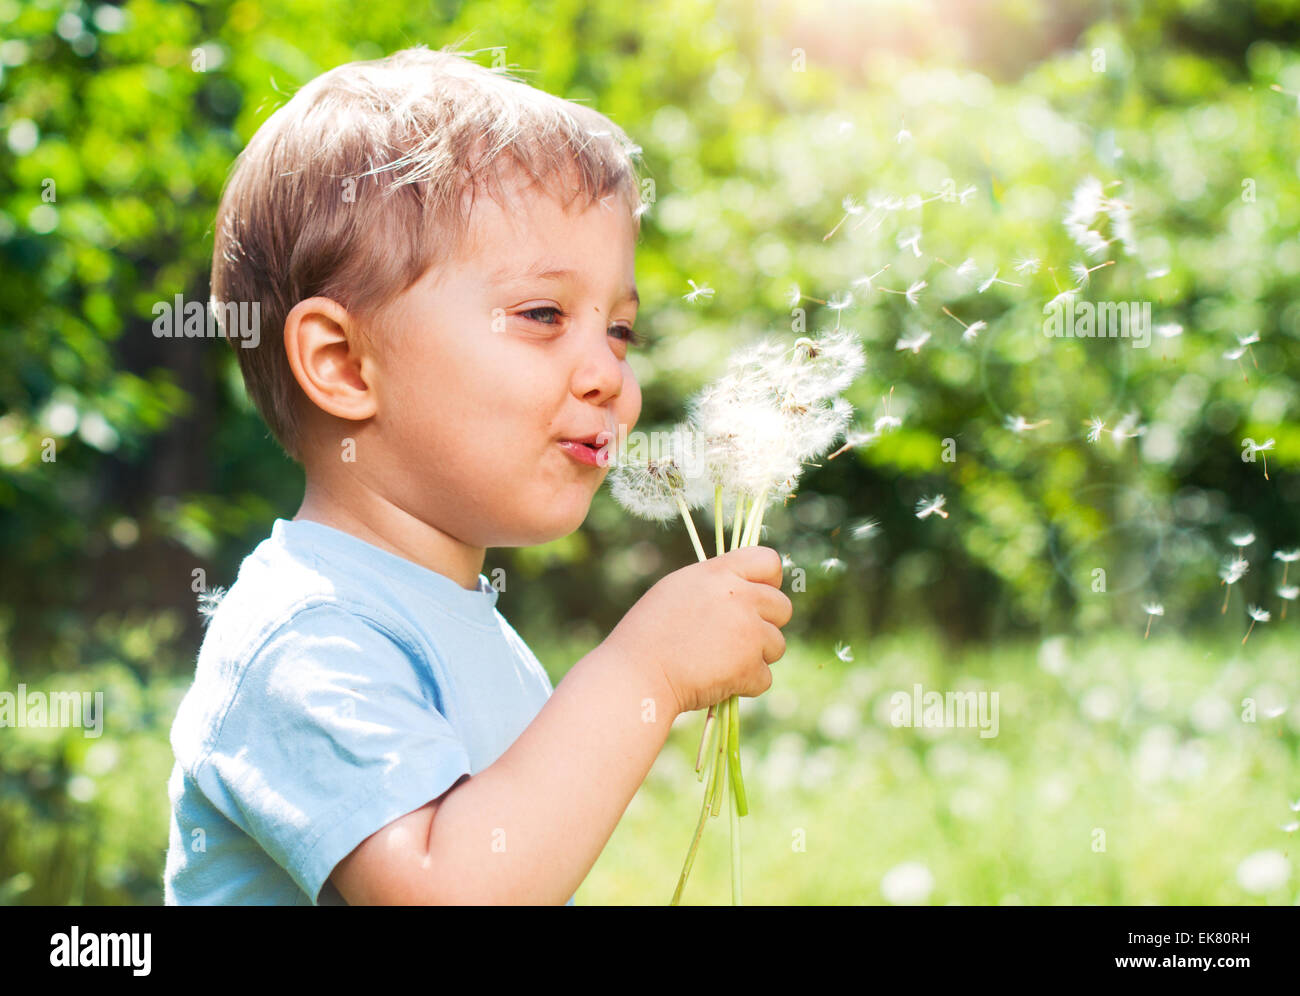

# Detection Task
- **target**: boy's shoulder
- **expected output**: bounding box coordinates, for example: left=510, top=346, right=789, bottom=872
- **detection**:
left=170, top=517, right=550, bottom=775
left=170, top=521, right=402, bottom=768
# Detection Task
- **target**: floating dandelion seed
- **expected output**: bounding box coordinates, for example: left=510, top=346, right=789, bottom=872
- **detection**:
left=787, top=284, right=802, bottom=309
left=1245, top=438, right=1275, bottom=480
left=897, top=228, right=923, bottom=258
left=683, top=279, right=715, bottom=303
left=1274, top=549, right=1300, bottom=587
left=1219, top=554, right=1249, bottom=614
left=896, top=120, right=912, bottom=143
left=821, top=557, right=845, bottom=574
left=834, top=641, right=854, bottom=663
left=826, top=426, right=880, bottom=460
left=1064, top=176, right=1136, bottom=257
left=1243, top=605, right=1271, bottom=645
left=1146, top=266, right=1171, bottom=279
left=1282, top=821, right=1300, bottom=833
left=826, top=292, right=855, bottom=328
left=941, top=306, right=986, bottom=342
left=977, top=268, right=1023, bottom=293
left=935, top=256, right=979, bottom=281
left=850, top=517, right=880, bottom=540
left=1237, top=331, right=1261, bottom=369
left=197, top=586, right=228, bottom=627
left=1290, top=797, right=1300, bottom=812
left=957, top=184, right=977, bottom=204
left=832, top=389, right=898, bottom=459
left=1086, top=416, right=1106, bottom=443
left=895, top=330, right=931, bottom=354
left=905, top=280, right=926, bottom=306
left=1155, top=323, right=1183, bottom=338
left=916, top=494, right=948, bottom=520
left=1230, top=531, right=1256, bottom=550
left=1070, top=259, right=1116, bottom=288
left=824, top=195, right=865, bottom=241
left=1005, top=414, right=1050, bottom=433
left=1109, top=412, right=1145, bottom=450
left=1277, top=585, right=1298, bottom=620
left=850, top=264, right=891, bottom=293
left=1142, top=602, right=1164, bottom=639
left=1013, top=256, right=1041, bottom=275
left=1224, top=345, right=1249, bottom=382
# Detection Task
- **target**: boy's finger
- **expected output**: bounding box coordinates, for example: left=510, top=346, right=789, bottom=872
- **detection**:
left=721, top=545, right=783, bottom=587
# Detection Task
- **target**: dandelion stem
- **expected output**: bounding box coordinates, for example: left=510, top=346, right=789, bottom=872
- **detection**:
left=673, top=728, right=719, bottom=905
left=726, top=673, right=748, bottom=817
left=695, top=706, right=717, bottom=776
left=729, top=762, right=742, bottom=906
left=710, top=698, right=728, bottom=818
left=1222, top=585, right=1231, bottom=614
left=730, top=494, right=747, bottom=552
left=676, top=495, right=707, bottom=563
left=714, top=486, right=725, bottom=557
left=1145, top=615, right=1153, bottom=640
left=1243, top=620, right=1256, bottom=645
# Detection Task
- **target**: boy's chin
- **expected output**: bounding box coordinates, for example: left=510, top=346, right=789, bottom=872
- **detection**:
left=500, top=500, right=591, bottom=547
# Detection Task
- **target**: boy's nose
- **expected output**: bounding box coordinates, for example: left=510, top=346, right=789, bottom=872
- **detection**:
left=570, top=328, right=626, bottom=403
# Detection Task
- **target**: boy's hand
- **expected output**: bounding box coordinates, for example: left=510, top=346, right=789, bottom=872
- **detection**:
left=603, top=545, right=792, bottom=717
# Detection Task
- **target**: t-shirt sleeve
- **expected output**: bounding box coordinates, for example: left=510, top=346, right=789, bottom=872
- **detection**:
left=194, top=603, right=472, bottom=904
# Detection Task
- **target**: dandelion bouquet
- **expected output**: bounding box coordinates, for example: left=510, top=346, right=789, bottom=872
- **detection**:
left=606, top=328, right=866, bottom=904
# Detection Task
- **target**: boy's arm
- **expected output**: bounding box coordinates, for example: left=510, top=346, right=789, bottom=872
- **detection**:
left=328, top=639, right=680, bottom=905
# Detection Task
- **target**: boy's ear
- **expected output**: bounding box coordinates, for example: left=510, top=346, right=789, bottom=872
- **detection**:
left=283, top=297, right=379, bottom=422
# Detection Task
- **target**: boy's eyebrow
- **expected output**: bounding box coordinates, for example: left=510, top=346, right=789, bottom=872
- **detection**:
left=494, top=263, right=639, bottom=306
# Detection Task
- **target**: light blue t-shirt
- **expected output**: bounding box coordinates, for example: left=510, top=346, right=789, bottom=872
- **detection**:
left=163, top=517, right=573, bottom=905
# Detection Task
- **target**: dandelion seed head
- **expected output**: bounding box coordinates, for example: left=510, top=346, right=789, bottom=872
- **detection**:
left=1273, top=549, right=1300, bottom=563
left=1086, top=417, right=1106, bottom=443
left=1155, top=322, right=1183, bottom=338
left=1143, top=602, right=1165, bottom=617
left=1248, top=605, right=1271, bottom=623
left=905, top=279, right=927, bottom=306
left=961, top=320, right=987, bottom=342
left=1237, top=331, right=1260, bottom=347
left=1230, top=531, right=1255, bottom=547
left=1277, top=586, right=1299, bottom=601
left=821, top=557, right=845, bottom=573
left=834, top=640, right=854, bottom=662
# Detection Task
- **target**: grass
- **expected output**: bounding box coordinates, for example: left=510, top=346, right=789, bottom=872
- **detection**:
left=1, top=627, right=1294, bottom=905
left=570, top=628, right=1299, bottom=905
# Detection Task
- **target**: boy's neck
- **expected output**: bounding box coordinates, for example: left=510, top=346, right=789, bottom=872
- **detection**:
left=293, top=478, right=487, bottom=592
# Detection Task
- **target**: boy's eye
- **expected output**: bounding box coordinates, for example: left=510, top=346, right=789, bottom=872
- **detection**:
left=521, top=307, right=643, bottom=347
left=521, top=306, right=564, bottom=325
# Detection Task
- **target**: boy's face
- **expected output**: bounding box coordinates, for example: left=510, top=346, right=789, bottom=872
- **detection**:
left=369, top=174, right=642, bottom=548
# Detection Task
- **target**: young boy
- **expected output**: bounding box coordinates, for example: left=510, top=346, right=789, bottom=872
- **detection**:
left=163, top=44, right=791, bottom=905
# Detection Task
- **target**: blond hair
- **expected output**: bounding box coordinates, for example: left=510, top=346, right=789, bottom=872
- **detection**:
left=211, top=44, right=646, bottom=463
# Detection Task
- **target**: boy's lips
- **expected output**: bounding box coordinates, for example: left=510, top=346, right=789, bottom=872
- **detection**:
left=556, top=429, right=613, bottom=468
